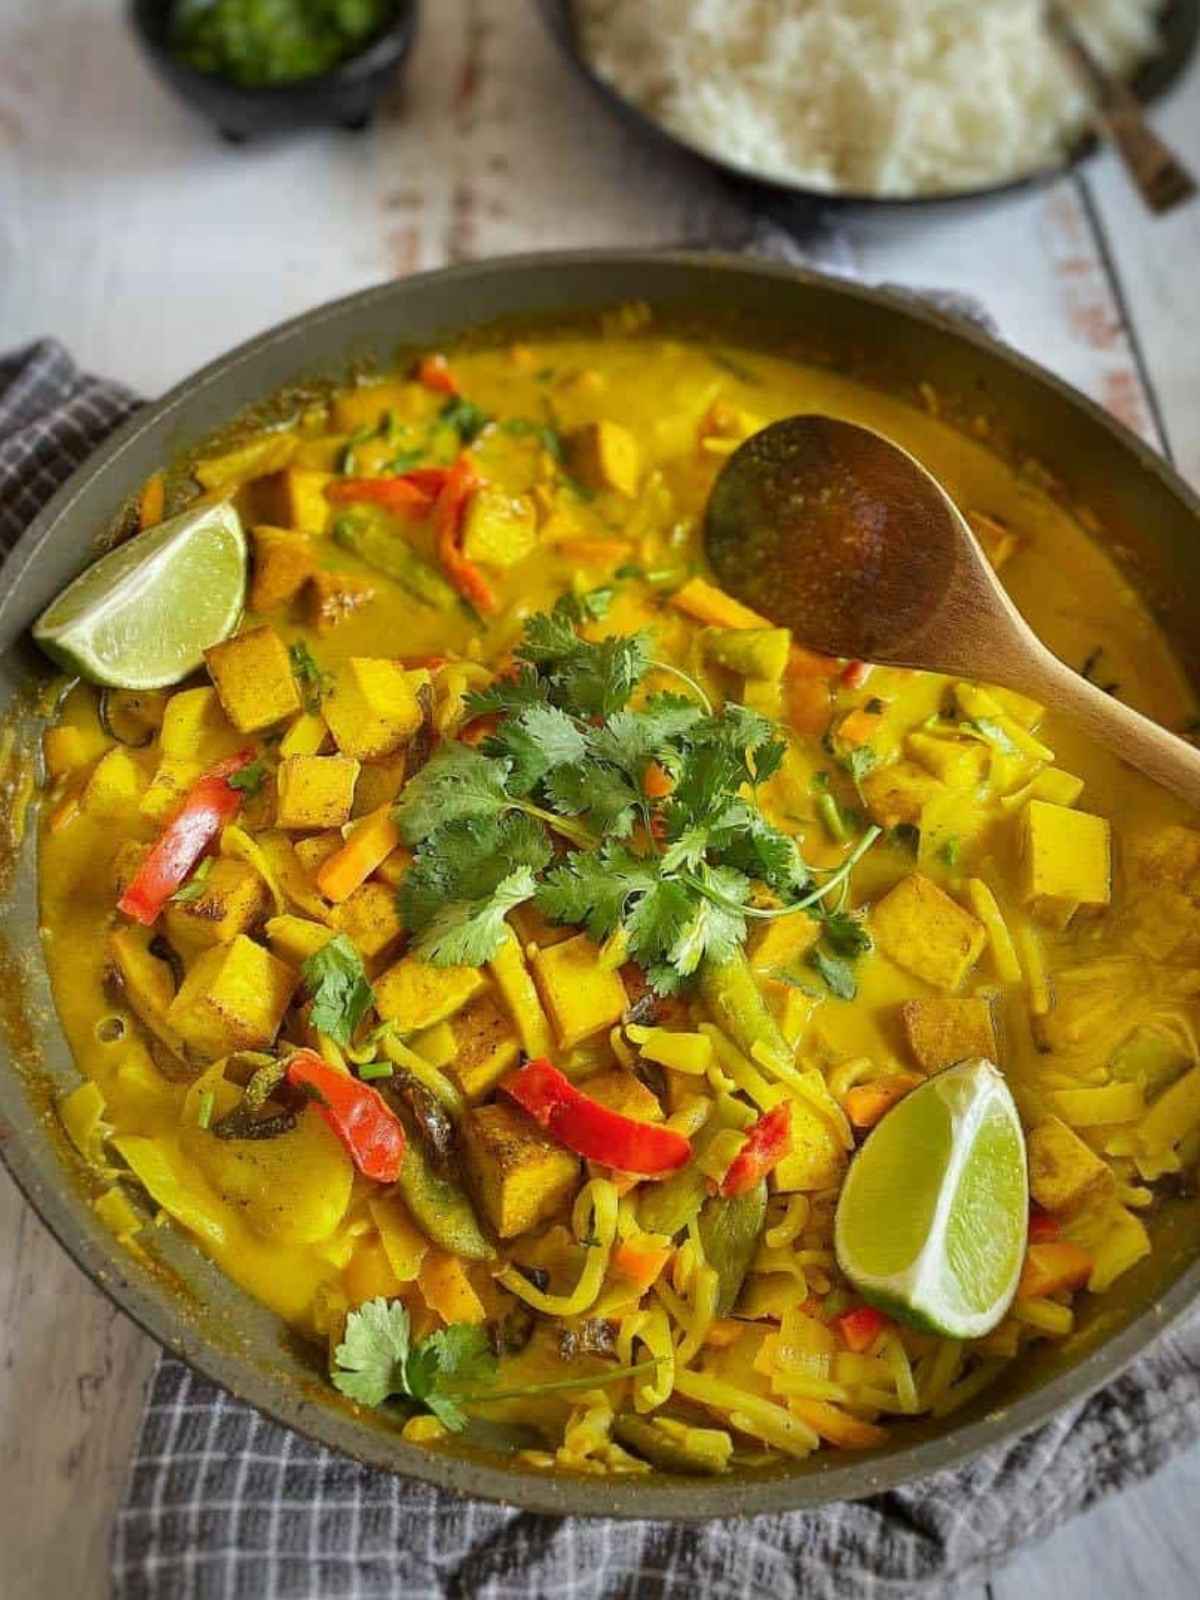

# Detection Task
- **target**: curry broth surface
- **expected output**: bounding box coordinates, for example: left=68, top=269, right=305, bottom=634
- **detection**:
left=36, top=333, right=1200, bottom=1455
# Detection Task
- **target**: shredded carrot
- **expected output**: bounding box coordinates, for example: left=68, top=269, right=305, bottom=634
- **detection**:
left=835, top=707, right=882, bottom=748
left=315, top=806, right=402, bottom=904
left=1018, top=1241, right=1092, bottom=1300
left=786, top=675, right=833, bottom=736
left=642, top=761, right=675, bottom=800
left=460, top=713, right=500, bottom=748
left=558, top=538, right=633, bottom=565
left=325, top=476, right=433, bottom=516
left=787, top=1397, right=888, bottom=1449
left=138, top=472, right=166, bottom=530
left=669, top=576, right=769, bottom=631
left=417, top=353, right=458, bottom=395
left=843, top=1075, right=921, bottom=1129
left=610, top=1240, right=672, bottom=1291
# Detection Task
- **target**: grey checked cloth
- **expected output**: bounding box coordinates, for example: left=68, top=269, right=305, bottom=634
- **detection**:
left=3, top=337, right=1200, bottom=1600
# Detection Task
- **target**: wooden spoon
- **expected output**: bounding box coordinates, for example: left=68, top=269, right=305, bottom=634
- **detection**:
left=703, top=415, right=1200, bottom=807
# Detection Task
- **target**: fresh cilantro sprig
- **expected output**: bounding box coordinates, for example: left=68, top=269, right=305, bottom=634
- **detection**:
left=228, top=758, right=268, bottom=797
left=302, top=934, right=375, bottom=1047
left=332, top=1298, right=496, bottom=1429
left=332, top=1297, right=664, bottom=1428
left=289, top=641, right=331, bottom=714
left=392, top=602, right=880, bottom=992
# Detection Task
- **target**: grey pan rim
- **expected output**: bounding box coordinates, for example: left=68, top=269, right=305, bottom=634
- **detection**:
left=1, top=250, right=1199, bottom=1520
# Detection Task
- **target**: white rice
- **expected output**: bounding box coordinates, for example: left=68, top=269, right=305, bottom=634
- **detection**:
left=575, top=0, right=1162, bottom=197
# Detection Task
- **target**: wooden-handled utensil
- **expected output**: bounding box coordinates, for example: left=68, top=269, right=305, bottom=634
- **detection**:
left=1047, top=3, right=1196, bottom=214
left=704, top=415, right=1200, bottom=807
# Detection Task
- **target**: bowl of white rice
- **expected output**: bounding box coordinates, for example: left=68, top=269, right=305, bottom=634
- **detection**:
left=543, top=0, right=1196, bottom=205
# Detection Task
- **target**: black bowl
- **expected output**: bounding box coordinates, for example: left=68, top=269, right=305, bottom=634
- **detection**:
left=128, top=0, right=419, bottom=142
left=537, top=0, right=1198, bottom=222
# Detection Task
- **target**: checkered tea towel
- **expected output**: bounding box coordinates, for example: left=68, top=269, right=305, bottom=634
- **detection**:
left=3, top=336, right=1199, bottom=1600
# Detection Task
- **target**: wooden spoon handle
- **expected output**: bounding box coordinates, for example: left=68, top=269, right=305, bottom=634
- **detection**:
left=1003, top=646, right=1200, bottom=809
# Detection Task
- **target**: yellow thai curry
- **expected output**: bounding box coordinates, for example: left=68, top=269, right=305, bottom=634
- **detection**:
left=38, top=318, right=1200, bottom=1475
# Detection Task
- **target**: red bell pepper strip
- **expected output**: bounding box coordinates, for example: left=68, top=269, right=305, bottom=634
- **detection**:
left=719, top=1102, right=792, bottom=1196
left=1028, top=1206, right=1060, bottom=1244
left=286, top=1049, right=405, bottom=1183
left=325, top=476, right=435, bottom=517
left=417, top=353, right=458, bottom=394
left=117, top=749, right=254, bottom=926
left=834, top=1305, right=890, bottom=1354
left=433, top=456, right=497, bottom=614
left=400, top=467, right=452, bottom=497
left=501, top=1058, right=692, bottom=1176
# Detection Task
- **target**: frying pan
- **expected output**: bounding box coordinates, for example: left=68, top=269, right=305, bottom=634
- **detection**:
left=2, top=252, right=1199, bottom=1519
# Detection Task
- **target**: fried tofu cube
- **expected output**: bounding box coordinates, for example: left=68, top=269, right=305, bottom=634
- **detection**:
left=374, top=953, right=486, bottom=1032
left=139, top=756, right=201, bottom=822
left=307, top=569, right=376, bottom=635
left=448, top=990, right=522, bottom=1100
left=352, top=753, right=407, bottom=818
left=258, top=467, right=335, bottom=535
left=79, top=747, right=145, bottom=818
left=904, top=731, right=988, bottom=790
left=329, top=880, right=404, bottom=960
left=166, top=934, right=297, bottom=1060
left=322, top=659, right=425, bottom=760
left=1028, top=1116, right=1115, bottom=1213
left=461, top=487, right=538, bottom=569
left=900, top=996, right=997, bottom=1071
left=249, top=526, right=318, bottom=612
left=531, top=933, right=628, bottom=1050
left=278, top=712, right=331, bottom=759
left=265, top=913, right=334, bottom=966
left=163, top=858, right=269, bottom=953
left=569, top=419, right=640, bottom=497
left=275, top=754, right=360, bottom=831
left=861, top=760, right=944, bottom=829
left=205, top=625, right=301, bottom=733
left=581, top=1068, right=662, bottom=1122
left=871, top=873, right=986, bottom=992
left=462, top=1101, right=580, bottom=1238
left=1130, top=824, right=1200, bottom=896
left=160, top=687, right=240, bottom=764
left=1020, top=799, right=1111, bottom=928
left=749, top=909, right=821, bottom=975
left=773, top=1099, right=847, bottom=1192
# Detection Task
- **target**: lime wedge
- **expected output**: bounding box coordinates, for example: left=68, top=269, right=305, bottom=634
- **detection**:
left=834, top=1058, right=1027, bottom=1340
left=33, top=502, right=247, bottom=689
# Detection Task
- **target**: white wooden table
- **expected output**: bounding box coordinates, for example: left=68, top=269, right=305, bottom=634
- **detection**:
left=1, top=4, right=1198, bottom=1596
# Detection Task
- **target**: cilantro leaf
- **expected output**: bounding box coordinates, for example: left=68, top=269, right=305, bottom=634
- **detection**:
left=542, top=761, right=640, bottom=840
left=331, top=1299, right=497, bottom=1430
left=331, top=1296, right=412, bottom=1409
left=393, top=744, right=513, bottom=842
left=289, top=640, right=331, bottom=713
left=462, top=663, right=551, bottom=720
left=587, top=695, right=703, bottom=779
left=483, top=703, right=587, bottom=797
left=556, top=631, right=653, bottom=718
left=517, top=609, right=584, bottom=669
left=440, top=395, right=491, bottom=444
left=170, top=856, right=214, bottom=904
left=842, top=745, right=878, bottom=786
left=820, top=910, right=873, bottom=959
left=227, top=759, right=268, bottom=796
left=623, top=876, right=695, bottom=969
left=715, top=808, right=810, bottom=894
left=536, top=844, right=658, bottom=944
left=808, top=945, right=857, bottom=1000
left=302, top=933, right=375, bottom=1047
left=668, top=865, right=748, bottom=975
left=401, top=813, right=553, bottom=935
left=409, top=866, right=538, bottom=966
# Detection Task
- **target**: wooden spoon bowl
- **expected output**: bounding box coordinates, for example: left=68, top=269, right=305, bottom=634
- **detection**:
left=704, top=415, right=1200, bottom=807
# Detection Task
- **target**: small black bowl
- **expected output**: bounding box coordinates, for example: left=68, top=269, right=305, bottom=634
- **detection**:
left=128, top=0, right=419, bottom=142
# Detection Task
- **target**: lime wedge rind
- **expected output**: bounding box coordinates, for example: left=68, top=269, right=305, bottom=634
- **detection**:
left=834, top=1058, right=1028, bottom=1341
left=33, top=501, right=247, bottom=690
